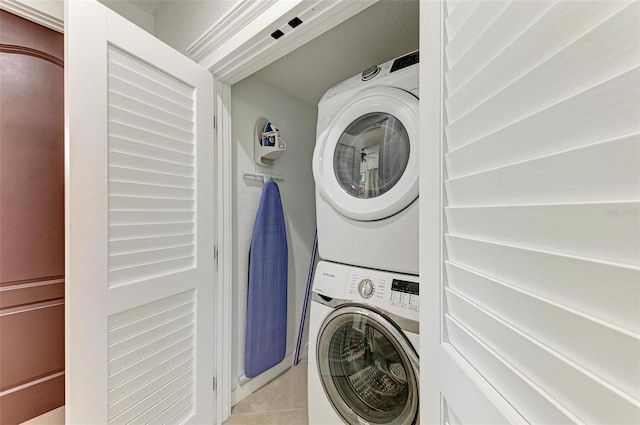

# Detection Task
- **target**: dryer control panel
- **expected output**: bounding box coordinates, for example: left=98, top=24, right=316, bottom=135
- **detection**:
left=313, top=261, right=419, bottom=322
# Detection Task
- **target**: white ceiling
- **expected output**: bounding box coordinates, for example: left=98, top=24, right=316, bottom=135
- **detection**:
left=248, top=0, right=420, bottom=107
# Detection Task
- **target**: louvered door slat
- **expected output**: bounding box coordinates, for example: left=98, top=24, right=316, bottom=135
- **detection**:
left=110, top=169, right=194, bottom=190
left=446, top=136, right=639, bottom=200
left=109, top=223, right=194, bottom=240
left=445, top=1, right=629, bottom=95
left=110, top=152, right=194, bottom=178
left=445, top=1, right=510, bottom=68
left=109, top=75, right=193, bottom=120
left=445, top=315, right=578, bottom=424
left=109, top=181, right=194, bottom=199
left=108, top=50, right=193, bottom=102
left=109, top=106, right=194, bottom=143
left=109, top=367, right=193, bottom=423
left=447, top=289, right=639, bottom=423
left=137, top=386, right=193, bottom=424
left=149, top=392, right=193, bottom=424
left=109, top=336, right=193, bottom=388
left=109, top=330, right=193, bottom=376
left=430, top=0, right=640, bottom=422
left=446, top=68, right=640, bottom=150
left=447, top=3, right=639, bottom=123
left=446, top=235, right=640, bottom=333
left=447, top=203, right=640, bottom=267
left=110, top=122, right=194, bottom=154
left=446, top=262, right=640, bottom=396
left=108, top=348, right=193, bottom=407
left=109, top=314, right=194, bottom=360
left=109, top=257, right=196, bottom=287
left=110, top=137, right=194, bottom=165
left=109, top=211, right=194, bottom=225
left=444, top=0, right=478, bottom=42
left=109, top=91, right=194, bottom=132
left=109, top=234, right=194, bottom=255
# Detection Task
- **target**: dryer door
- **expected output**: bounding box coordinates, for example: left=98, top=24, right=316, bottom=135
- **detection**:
left=316, top=305, right=419, bottom=425
left=313, top=87, right=419, bottom=221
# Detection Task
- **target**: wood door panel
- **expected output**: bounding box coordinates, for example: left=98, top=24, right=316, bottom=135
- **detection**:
left=0, top=374, right=64, bottom=425
left=0, top=54, right=64, bottom=282
left=0, top=303, right=64, bottom=391
left=0, top=10, right=64, bottom=424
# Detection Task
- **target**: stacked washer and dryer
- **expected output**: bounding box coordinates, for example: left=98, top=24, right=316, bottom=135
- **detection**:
left=308, top=51, right=421, bottom=425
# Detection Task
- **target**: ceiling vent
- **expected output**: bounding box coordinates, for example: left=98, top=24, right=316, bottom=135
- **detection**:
left=288, top=17, right=303, bottom=28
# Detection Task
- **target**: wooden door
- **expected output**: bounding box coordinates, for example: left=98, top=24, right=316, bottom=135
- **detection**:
left=0, top=10, right=65, bottom=425
left=66, top=1, right=216, bottom=423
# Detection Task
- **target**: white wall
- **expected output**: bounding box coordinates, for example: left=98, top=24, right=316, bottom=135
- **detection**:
left=231, top=76, right=317, bottom=392
left=154, top=0, right=237, bottom=54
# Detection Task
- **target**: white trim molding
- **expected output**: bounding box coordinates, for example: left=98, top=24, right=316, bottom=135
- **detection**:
left=193, top=0, right=377, bottom=84
left=187, top=0, right=277, bottom=63
left=0, top=0, right=63, bottom=32
left=214, top=79, right=234, bottom=425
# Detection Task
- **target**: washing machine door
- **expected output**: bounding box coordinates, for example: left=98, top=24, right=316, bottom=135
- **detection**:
left=316, top=304, right=419, bottom=425
left=313, top=87, right=419, bottom=221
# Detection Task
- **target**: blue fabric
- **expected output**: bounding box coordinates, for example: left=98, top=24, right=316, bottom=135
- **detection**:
left=245, top=181, right=288, bottom=378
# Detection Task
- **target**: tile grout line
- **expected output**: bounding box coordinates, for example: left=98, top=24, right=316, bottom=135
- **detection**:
left=231, top=408, right=308, bottom=417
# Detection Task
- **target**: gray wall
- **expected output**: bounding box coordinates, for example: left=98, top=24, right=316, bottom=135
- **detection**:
left=231, top=76, right=317, bottom=390
left=99, top=0, right=155, bottom=33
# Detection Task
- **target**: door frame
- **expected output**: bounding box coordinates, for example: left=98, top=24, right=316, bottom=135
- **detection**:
left=194, top=1, right=381, bottom=422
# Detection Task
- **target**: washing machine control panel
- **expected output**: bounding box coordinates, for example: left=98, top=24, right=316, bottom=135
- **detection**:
left=313, top=261, right=419, bottom=320
left=346, top=267, right=419, bottom=318
left=390, top=279, right=419, bottom=312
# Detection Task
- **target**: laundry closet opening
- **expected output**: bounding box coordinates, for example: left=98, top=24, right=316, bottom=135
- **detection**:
left=229, top=0, right=419, bottom=405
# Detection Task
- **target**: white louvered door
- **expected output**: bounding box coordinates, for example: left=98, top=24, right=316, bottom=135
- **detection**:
left=421, top=1, right=640, bottom=423
left=66, top=1, right=215, bottom=424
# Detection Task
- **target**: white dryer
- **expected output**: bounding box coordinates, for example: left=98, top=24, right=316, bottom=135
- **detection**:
left=313, top=51, right=419, bottom=275
left=308, top=261, right=419, bottom=425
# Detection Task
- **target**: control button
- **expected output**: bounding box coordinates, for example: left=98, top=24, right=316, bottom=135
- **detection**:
left=358, top=279, right=375, bottom=298
left=361, top=65, right=380, bottom=81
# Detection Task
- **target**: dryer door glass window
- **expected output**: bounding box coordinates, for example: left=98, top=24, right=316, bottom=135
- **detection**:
left=333, top=113, right=410, bottom=199
left=317, top=306, right=419, bottom=425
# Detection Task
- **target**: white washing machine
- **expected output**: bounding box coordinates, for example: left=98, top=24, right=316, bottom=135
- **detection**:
left=308, top=261, right=420, bottom=425
left=313, top=51, right=419, bottom=275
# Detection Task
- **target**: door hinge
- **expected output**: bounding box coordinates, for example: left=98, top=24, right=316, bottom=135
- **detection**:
left=214, top=245, right=219, bottom=270
left=213, top=115, right=216, bottom=130
left=212, top=376, right=217, bottom=392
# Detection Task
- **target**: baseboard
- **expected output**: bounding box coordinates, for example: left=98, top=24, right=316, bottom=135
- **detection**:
left=231, top=345, right=308, bottom=407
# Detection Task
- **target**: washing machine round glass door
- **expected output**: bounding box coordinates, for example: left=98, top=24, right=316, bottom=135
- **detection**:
left=316, top=305, right=419, bottom=425
left=313, top=86, right=419, bottom=221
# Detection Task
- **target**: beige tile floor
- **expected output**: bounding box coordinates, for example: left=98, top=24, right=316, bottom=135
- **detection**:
left=20, top=360, right=308, bottom=425
left=224, top=359, right=308, bottom=425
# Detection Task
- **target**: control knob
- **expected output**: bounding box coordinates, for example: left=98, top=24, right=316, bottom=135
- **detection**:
left=358, top=279, right=375, bottom=298
left=361, top=65, right=380, bottom=81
